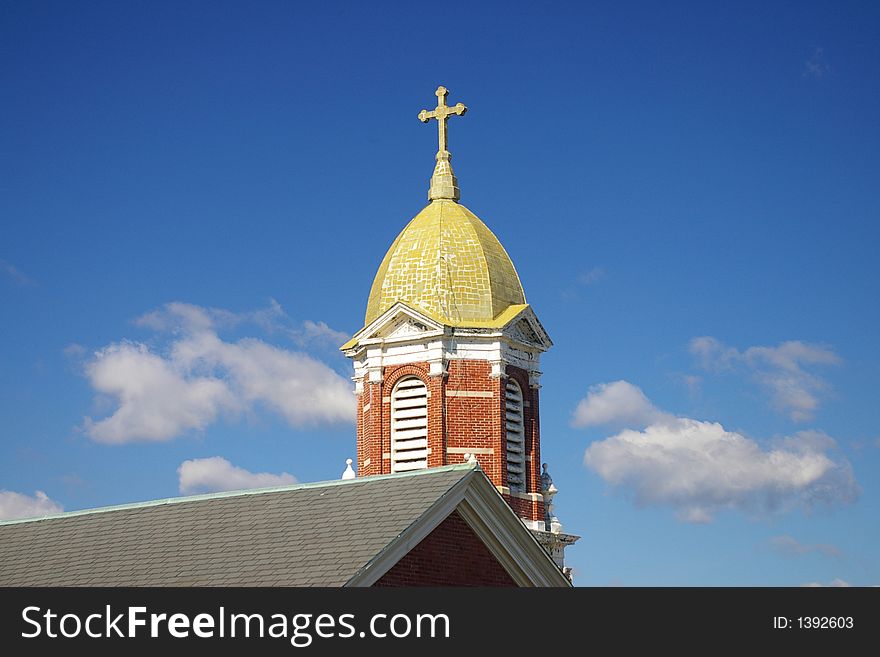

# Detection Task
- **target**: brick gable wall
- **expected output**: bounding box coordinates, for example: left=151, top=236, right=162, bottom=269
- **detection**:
left=372, top=510, right=517, bottom=587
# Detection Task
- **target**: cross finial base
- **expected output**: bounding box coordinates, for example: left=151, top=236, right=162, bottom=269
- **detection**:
left=428, top=150, right=461, bottom=201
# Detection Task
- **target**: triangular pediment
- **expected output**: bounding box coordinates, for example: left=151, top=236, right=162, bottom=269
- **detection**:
left=509, top=318, right=540, bottom=345
left=498, top=307, right=553, bottom=351
left=379, top=312, right=437, bottom=340
left=341, top=302, right=444, bottom=352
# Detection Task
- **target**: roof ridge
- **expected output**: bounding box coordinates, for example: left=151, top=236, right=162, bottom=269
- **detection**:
left=0, top=463, right=478, bottom=527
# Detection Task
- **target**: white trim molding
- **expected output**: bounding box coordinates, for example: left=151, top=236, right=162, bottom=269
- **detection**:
left=447, top=447, right=495, bottom=455
left=342, top=302, right=550, bottom=391
left=345, top=467, right=571, bottom=587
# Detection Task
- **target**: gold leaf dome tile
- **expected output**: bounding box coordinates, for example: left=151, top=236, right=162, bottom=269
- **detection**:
left=365, top=200, right=526, bottom=327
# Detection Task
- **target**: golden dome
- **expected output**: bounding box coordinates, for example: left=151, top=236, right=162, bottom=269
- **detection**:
left=365, top=199, right=526, bottom=327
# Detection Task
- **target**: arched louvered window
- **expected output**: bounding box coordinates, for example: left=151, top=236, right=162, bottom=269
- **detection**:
left=505, top=379, right=525, bottom=493
left=390, top=376, right=428, bottom=472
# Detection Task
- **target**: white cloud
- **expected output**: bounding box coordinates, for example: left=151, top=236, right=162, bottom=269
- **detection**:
left=770, top=535, right=841, bottom=558
left=561, top=267, right=607, bottom=301
left=690, top=337, right=841, bottom=421
left=679, top=374, right=702, bottom=396
left=803, top=578, right=850, bottom=587
left=82, top=303, right=355, bottom=443
left=135, top=301, right=220, bottom=332
left=578, top=267, right=605, bottom=286
left=178, top=456, right=297, bottom=494
left=84, top=342, right=237, bottom=443
left=60, top=474, right=87, bottom=489
left=0, top=490, right=63, bottom=520
left=298, top=320, right=350, bottom=346
left=135, top=300, right=348, bottom=347
left=572, top=380, right=668, bottom=428
left=803, top=47, right=830, bottom=78
left=689, top=336, right=739, bottom=372
left=581, top=382, right=858, bottom=523
left=63, top=343, right=87, bottom=359
left=0, top=258, right=35, bottom=287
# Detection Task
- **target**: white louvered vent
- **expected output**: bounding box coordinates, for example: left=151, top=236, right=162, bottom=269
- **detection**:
left=391, top=377, right=428, bottom=473
left=505, top=379, right=525, bottom=493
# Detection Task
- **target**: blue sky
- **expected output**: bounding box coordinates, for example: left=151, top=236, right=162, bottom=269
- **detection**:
left=2, top=0, right=878, bottom=586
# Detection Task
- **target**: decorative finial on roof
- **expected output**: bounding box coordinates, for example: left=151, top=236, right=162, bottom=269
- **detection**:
left=541, top=462, right=562, bottom=533
left=541, top=462, right=554, bottom=493
left=341, top=458, right=356, bottom=480
left=418, top=86, right=467, bottom=202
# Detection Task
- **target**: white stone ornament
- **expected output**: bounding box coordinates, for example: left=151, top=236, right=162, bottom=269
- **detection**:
left=541, top=463, right=562, bottom=534
left=341, top=458, right=356, bottom=480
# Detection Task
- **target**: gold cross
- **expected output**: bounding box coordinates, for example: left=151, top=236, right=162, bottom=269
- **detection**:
left=418, top=86, right=467, bottom=155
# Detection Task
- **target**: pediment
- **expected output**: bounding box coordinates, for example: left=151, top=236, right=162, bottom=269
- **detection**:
left=343, top=302, right=444, bottom=351
left=381, top=314, right=435, bottom=340
left=500, top=308, right=553, bottom=351
left=508, top=318, right=541, bottom=345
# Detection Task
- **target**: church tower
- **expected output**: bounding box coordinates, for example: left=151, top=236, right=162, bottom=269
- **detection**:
left=342, top=87, right=577, bottom=568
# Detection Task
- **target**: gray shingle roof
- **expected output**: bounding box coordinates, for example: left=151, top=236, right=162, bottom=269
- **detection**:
left=0, top=465, right=473, bottom=586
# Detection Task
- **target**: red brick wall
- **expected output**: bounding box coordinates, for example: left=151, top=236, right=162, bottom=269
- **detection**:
left=444, top=360, right=502, bottom=481
left=357, top=374, right=391, bottom=478
left=373, top=510, right=517, bottom=587
left=356, top=361, right=544, bottom=523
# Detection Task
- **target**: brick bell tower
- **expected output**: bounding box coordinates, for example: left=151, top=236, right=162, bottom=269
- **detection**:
left=341, top=86, right=578, bottom=569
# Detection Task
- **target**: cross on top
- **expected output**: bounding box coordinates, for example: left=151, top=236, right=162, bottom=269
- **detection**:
left=418, top=86, right=467, bottom=156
